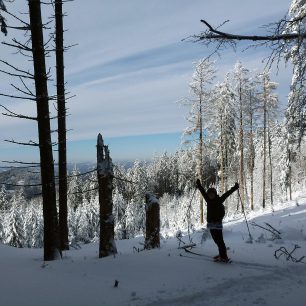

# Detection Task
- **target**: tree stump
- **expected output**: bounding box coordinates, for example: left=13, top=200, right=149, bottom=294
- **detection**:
left=145, top=193, right=160, bottom=249
left=97, top=133, right=117, bottom=258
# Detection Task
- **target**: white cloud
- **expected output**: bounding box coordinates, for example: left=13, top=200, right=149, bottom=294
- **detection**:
left=0, top=0, right=293, bottom=161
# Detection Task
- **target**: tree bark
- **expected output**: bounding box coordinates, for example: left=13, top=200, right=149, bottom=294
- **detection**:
left=199, top=84, right=204, bottom=224
left=55, top=0, right=69, bottom=251
left=144, top=193, right=160, bottom=249
left=239, top=80, right=245, bottom=210
left=97, top=133, right=117, bottom=258
left=267, top=117, right=274, bottom=210
left=220, top=116, right=225, bottom=193
left=250, top=114, right=255, bottom=211
left=28, top=0, right=60, bottom=260
left=262, top=79, right=267, bottom=209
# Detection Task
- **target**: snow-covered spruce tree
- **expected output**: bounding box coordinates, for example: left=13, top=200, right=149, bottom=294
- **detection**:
left=256, top=70, right=278, bottom=209
left=176, top=149, right=198, bottom=193
left=124, top=160, right=148, bottom=237
left=24, top=200, right=44, bottom=248
left=283, top=0, right=306, bottom=146
left=0, top=185, right=8, bottom=240
left=180, top=58, right=216, bottom=223
left=3, top=190, right=26, bottom=248
left=281, top=0, right=306, bottom=200
left=67, top=165, right=83, bottom=211
left=0, top=185, right=8, bottom=211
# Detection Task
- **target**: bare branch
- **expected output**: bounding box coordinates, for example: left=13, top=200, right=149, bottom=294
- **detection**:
left=4, top=139, right=39, bottom=146
left=10, top=83, right=35, bottom=97
left=3, top=9, right=30, bottom=27
left=0, top=69, right=34, bottom=80
left=2, top=41, right=32, bottom=52
left=0, top=104, right=37, bottom=120
left=197, top=19, right=306, bottom=42
left=0, top=92, right=36, bottom=100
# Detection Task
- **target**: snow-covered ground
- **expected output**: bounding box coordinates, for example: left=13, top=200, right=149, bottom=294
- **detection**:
left=1, top=197, right=306, bottom=306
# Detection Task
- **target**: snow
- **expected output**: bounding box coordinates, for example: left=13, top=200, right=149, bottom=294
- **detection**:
left=1, top=199, right=306, bottom=306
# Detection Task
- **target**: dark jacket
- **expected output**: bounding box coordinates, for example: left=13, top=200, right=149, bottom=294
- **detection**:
left=197, top=181, right=238, bottom=223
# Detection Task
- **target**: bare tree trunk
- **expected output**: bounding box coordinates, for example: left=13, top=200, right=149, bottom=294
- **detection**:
left=220, top=116, right=225, bottom=193
left=288, top=148, right=292, bottom=201
left=144, top=193, right=160, bottom=249
left=28, top=0, right=60, bottom=260
left=267, top=118, right=274, bottom=210
left=97, top=133, right=117, bottom=258
left=199, top=93, right=204, bottom=224
left=55, top=0, right=69, bottom=251
left=239, top=80, right=245, bottom=210
left=250, top=128, right=255, bottom=211
left=262, top=80, right=267, bottom=209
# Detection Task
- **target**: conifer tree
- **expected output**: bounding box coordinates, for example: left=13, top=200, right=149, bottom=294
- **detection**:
left=180, top=58, right=216, bottom=223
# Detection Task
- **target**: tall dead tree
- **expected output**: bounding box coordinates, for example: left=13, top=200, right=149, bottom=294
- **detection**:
left=0, top=0, right=62, bottom=260
left=238, top=79, right=245, bottom=208
left=97, top=133, right=117, bottom=258
left=28, top=0, right=61, bottom=260
left=262, top=78, right=267, bottom=209
left=247, top=90, right=256, bottom=210
left=54, top=0, right=69, bottom=251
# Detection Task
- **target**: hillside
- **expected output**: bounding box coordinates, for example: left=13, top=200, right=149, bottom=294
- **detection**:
left=0, top=196, right=305, bottom=306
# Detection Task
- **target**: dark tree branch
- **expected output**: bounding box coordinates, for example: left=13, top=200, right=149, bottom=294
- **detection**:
left=197, top=19, right=306, bottom=42
left=10, top=83, right=35, bottom=97
left=0, top=104, right=38, bottom=120
left=4, top=139, right=39, bottom=146
left=2, top=41, right=32, bottom=52
left=0, top=92, right=36, bottom=100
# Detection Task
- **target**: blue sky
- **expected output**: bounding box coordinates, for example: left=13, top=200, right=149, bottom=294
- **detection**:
left=0, top=0, right=292, bottom=164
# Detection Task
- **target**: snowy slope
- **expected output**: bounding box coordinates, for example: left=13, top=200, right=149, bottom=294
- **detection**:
left=0, top=198, right=306, bottom=306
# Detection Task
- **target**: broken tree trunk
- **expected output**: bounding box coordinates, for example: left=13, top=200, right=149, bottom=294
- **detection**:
left=97, top=133, right=117, bottom=258
left=144, top=193, right=160, bottom=249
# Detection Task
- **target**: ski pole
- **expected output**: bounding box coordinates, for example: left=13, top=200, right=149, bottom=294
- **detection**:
left=238, top=189, right=253, bottom=243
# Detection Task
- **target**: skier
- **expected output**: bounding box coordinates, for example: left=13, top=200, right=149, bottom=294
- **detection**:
left=196, top=179, right=239, bottom=263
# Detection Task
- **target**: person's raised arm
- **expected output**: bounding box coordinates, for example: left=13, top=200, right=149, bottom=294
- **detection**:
left=220, top=182, right=239, bottom=202
left=196, top=179, right=208, bottom=201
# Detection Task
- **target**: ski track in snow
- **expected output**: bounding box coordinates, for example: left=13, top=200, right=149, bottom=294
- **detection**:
left=1, top=199, right=306, bottom=306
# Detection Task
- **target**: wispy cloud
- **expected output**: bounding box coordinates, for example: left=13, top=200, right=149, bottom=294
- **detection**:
left=0, top=0, right=293, bottom=161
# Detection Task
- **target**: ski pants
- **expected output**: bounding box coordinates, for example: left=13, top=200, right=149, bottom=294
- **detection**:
left=210, top=229, right=227, bottom=259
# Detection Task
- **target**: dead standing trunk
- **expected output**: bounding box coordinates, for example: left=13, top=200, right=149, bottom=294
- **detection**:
left=267, top=116, right=274, bottom=210
left=144, top=193, right=160, bottom=249
left=28, top=0, right=60, bottom=260
left=55, top=0, right=69, bottom=251
left=199, top=95, right=204, bottom=224
left=238, top=80, right=245, bottom=211
left=97, top=133, right=117, bottom=258
left=262, top=79, right=267, bottom=209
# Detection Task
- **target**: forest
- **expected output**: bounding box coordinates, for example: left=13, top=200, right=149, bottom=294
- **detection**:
left=1, top=1, right=306, bottom=306
left=0, top=0, right=305, bottom=256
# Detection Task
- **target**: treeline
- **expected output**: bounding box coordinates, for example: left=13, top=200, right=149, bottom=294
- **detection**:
left=0, top=123, right=305, bottom=248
